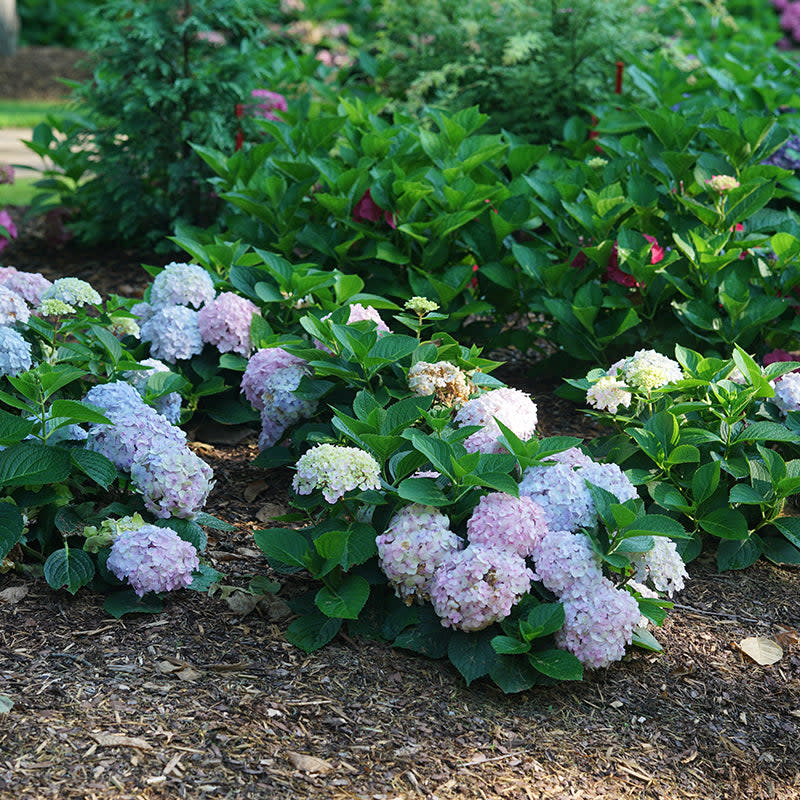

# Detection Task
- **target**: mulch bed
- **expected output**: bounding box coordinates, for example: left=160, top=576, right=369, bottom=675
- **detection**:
left=1, top=48, right=799, bottom=800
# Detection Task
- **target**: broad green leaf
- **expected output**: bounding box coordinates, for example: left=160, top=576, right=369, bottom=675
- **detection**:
left=732, top=422, right=799, bottom=444
left=315, top=574, right=370, bottom=619
left=0, top=503, right=24, bottom=560
left=155, top=518, right=206, bottom=552
left=524, top=602, right=566, bottom=639
left=104, top=590, right=164, bottom=618
left=397, top=477, right=450, bottom=506
left=447, top=629, right=498, bottom=686
left=253, top=528, right=311, bottom=568
left=489, top=655, right=540, bottom=693
left=698, top=508, right=750, bottom=540
left=491, top=635, right=531, bottom=655
left=0, top=442, right=71, bottom=487
left=70, top=448, right=117, bottom=489
left=632, top=628, right=663, bottom=652
left=528, top=649, right=583, bottom=681
left=0, top=408, right=35, bottom=446
left=286, top=612, right=342, bottom=652
left=188, top=564, right=224, bottom=592
left=717, top=537, right=762, bottom=571
left=44, top=548, right=95, bottom=595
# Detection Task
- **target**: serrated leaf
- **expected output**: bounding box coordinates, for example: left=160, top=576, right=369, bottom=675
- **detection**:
left=70, top=448, right=117, bottom=489
left=699, top=508, right=750, bottom=540
left=253, top=528, right=311, bottom=568
left=0, top=442, right=71, bottom=487
left=43, top=548, right=95, bottom=595
left=314, top=574, right=369, bottom=619
left=528, top=648, right=583, bottom=681
left=104, top=590, right=164, bottom=618
left=286, top=612, right=342, bottom=652
left=0, top=503, right=24, bottom=560
left=447, top=629, right=498, bottom=685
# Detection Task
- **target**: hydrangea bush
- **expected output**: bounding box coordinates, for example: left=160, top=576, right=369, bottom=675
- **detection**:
left=0, top=267, right=227, bottom=616
left=568, top=345, right=800, bottom=570
left=251, top=306, right=689, bottom=691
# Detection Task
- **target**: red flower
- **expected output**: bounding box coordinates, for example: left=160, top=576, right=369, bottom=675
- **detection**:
left=353, top=189, right=396, bottom=229
left=606, top=243, right=644, bottom=288
left=643, top=234, right=664, bottom=264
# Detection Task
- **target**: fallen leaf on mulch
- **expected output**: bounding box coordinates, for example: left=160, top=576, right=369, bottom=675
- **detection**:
left=175, top=666, right=202, bottom=682
left=286, top=751, right=334, bottom=774
left=91, top=733, right=153, bottom=750
left=256, top=502, right=288, bottom=523
left=738, top=637, right=783, bottom=665
left=244, top=479, right=269, bottom=503
left=225, top=591, right=261, bottom=616
left=0, top=586, right=28, bottom=604
left=0, top=695, right=13, bottom=713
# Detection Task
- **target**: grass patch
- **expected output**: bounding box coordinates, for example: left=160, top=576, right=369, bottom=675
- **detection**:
left=0, top=100, right=67, bottom=129
left=0, top=177, right=40, bottom=206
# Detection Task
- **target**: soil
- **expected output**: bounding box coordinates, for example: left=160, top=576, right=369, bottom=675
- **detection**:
left=1, top=48, right=800, bottom=800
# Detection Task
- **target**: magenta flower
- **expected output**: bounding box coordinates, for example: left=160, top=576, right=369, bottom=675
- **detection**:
left=0, top=210, right=18, bottom=254
left=352, top=189, right=396, bottom=229
left=250, top=89, right=288, bottom=121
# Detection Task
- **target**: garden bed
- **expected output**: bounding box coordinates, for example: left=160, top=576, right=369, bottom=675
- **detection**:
left=1, top=218, right=799, bottom=800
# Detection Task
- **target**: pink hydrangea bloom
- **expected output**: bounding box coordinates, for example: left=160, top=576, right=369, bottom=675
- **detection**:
left=556, top=579, right=642, bottom=668
left=0, top=285, right=30, bottom=325
left=430, top=545, right=534, bottom=631
left=197, top=291, right=259, bottom=356
left=0, top=269, right=52, bottom=306
left=106, top=524, right=200, bottom=596
left=454, top=387, right=538, bottom=454
left=530, top=528, right=605, bottom=598
left=376, top=504, right=463, bottom=605
left=631, top=537, right=688, bottom=597
left=251, top=89, right=288, bottom=121
left=465, top=492, right=549, bottom=557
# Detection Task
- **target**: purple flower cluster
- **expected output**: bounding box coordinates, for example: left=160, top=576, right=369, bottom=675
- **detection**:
left=84, top=381, right=213, bottom=517
left=465, top=492, right=548, bottom=557
left=376, top=504, right=463, bottom=605
left=242, top=348, right=318, bottom=449
left=140, top=305, right=204, bottom=363
left=250, top=89, right=288, bottom=121
left=149, top=262, right=216, bottom=309
left=430, top=545, right=534, bottom=632
left=0, top=326, right=32, bottom=377
left=106, top=523, right=199, bottom=596
left=771, top=372, right=800, bottom=414
left=453, top=387, right=538, bottom=453
left=123, top=358, right=182, bottom=423
left=761, top=134, right=800, bottom=171
left=773, top=0, right=800, bottom=46
left=518, top=448, right=638, bottom=533
left=0, top=285, right=30, bottom=326
left=197, top=291, right=259, bottom=356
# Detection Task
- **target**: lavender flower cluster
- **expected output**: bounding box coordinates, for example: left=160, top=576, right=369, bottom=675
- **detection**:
left=106, top=523, right=199, bottom=596
left=453, top=387, right=538, bottom=453
left=241, top=347, right=319, bottom=449
left=136, top=262, right=259, bottom=362
left=85, top=381, right=213, bottom=518
left=376, top=445, right=687, bottom=666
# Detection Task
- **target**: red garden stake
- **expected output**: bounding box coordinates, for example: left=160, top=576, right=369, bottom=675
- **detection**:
left=588, top=61, right=624, bottom=149
left=234, top=102, right=244, bottom=152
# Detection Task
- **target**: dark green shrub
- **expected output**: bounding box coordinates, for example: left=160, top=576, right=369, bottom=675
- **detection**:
left=374, top=0, right=657, bottom=142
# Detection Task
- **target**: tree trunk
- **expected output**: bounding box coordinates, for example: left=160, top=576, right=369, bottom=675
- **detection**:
left=0, top=0, right=19, bottom=58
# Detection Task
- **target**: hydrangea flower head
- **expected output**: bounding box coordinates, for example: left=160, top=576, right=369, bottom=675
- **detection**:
left=556, top=579, right=642, bottom=668
left=0, top=270, right=52, bottom=306
left=122, top=359, right=182, bottom=423
left=621, top=349, right=683, bottom=392
left=39, top=299, right=76, bottom=316
left=376, top=504, right=463, bottom=605
left=0, top=326, right=32, bottom=377
left=110, top=315, right=140, bottom=339
left=292, top=444, right=381, bottom=503
left=84, top=380, right=144, bottom=418
left=772, top=372, right=800, bottom=414
left=430, top=545, right=534, bottom=631
left=530, top=529, right=605, bottom=598
left=466, top=492, right=549, bottom=557
left=41, top=277, right=101, bottom=308
left=405, top=296, right=439, bottom=315
left=519, top=462, right=594, bottom=532
left=197, top=291, right=259, bottom=356
left=140, top=305, right=204, bottom=363
left=631, top=537, right=688, bottom=597
left=130, top=443, right=214, bottom=519
left=706, top=174, right=740, bottom=193
left=241, top=347, right=308, bottom=411
left=454, top=387, right=538, bottom=453
left=0, top=210, right=17, bottom=254
left=106, top=524, right=199, bottom=596
left=586, top=375, right=632, bottom=414
left=408, top=360, right=471, bottom=408
left=149, top=262, right=216, bottom=309
left=0, top=285, right=30, bottom=326
left=258, top=361, right=318, bottom=449
left=579, top=461, right=639, bottom=506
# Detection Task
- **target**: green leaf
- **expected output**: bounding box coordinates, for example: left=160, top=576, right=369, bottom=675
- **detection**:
left=312, top=529, right=348, bottom=577
left=70, top=448, right=117, bottom=489
left=729, top=484, right=767, bottom=505
left=732, top=422, right=799, bottom=444
left=491, top=635, right=531, bottom=655
left=286, top=612, right=342, bottom=652
left=524, top=602, right=566, bottom=639
left=393, top=606, right=452, bottom=658
left=315, top=574, right=370, bottom=619
left=698, top=509, right=750, bottom=540
left=104, top=590, right=164, bottom=618
left=761, top=535, right=800, bottom=565
left=692, top=461, right=721, bottom=506
left=43, top=548, right=95, bottom=595
left=528, top=649, right=583, bottom=681
left=253, top=528, right=311, bottom=568
left=49, top=399, right=111, bottom=425
left=0, top=695, right=13, bottom=713
left=447, top=629, right=498, bottom=686
left=0, top=503, right=24, bottom=560
left=771, top=517, right=800, bottom=549
left=0, top=442, right=71, bottom=487
left=193, top=512, right=235, bottom=532
left=155, top=518, right=206, bottom=552
left=0, top=408, right=35, bottom=445
left=632, top=628, right=663, bottom=652
left=494, top=644, right=552, bottom=691
left=717, top=537, right=762, bottom=571
left=188, top=564, right=224, bottom=592
left=397, top=477, right=449, bottom=506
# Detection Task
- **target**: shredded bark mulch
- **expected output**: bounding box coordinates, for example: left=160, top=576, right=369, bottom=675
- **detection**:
left=1, top=47, right=799, bottom=800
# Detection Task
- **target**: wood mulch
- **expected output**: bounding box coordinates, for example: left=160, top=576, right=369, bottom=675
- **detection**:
left=1, top=48, right=800, bottom=800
